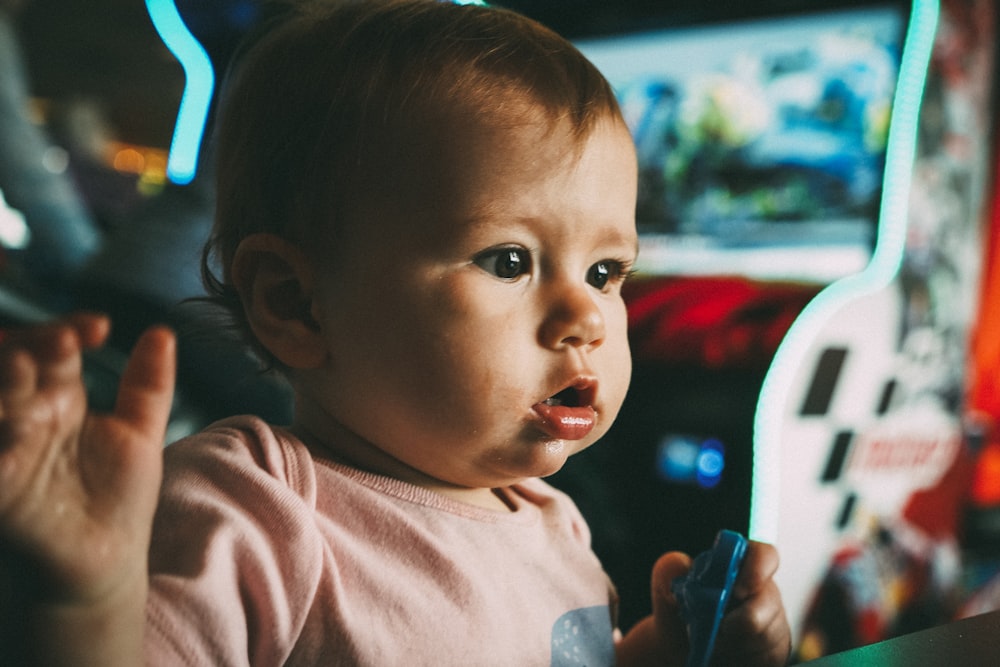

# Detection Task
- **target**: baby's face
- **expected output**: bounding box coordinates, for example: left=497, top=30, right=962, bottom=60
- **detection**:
left=300, top=110, right=638, bottom=505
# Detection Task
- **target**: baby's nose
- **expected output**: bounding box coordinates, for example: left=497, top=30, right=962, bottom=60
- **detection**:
left=539, top=283, right=606, bottom=350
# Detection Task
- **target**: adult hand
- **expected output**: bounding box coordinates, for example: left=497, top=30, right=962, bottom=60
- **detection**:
left=0, top=314, right=175, bottom=664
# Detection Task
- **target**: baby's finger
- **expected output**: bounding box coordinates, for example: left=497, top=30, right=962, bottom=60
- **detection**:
left=651, top=551, right=693, bottom=636
left=732, top=540, right=780, bottom=600
left=113, top=326, right=176, bottom=441
left=713, top=579, right=790, bottom=667
left=613, top=550, right=694, bottom=666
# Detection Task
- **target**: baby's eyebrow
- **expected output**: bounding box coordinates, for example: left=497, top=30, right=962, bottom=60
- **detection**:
left=456, top=211, right=537, bottom=236
left=455, top=208, right=638, bottom=255
left=595, top=228, right=640, bottom=257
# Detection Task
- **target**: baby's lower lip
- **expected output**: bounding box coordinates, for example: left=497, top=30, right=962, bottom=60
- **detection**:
left=532, top=402, right=596, bottom=440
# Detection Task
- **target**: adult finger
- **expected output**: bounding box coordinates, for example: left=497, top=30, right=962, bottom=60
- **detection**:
left=113, top=326, right=176, bottom=441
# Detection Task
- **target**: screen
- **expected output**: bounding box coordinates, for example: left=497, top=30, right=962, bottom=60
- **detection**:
left=575, top=5, right=908, bottom=283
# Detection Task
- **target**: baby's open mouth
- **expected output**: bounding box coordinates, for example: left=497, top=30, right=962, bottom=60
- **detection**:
left=543, top=379, right=597, bottom=409
left=544, top=386, right=582, bottom=408
left=533, top=380, right=598, bottom=441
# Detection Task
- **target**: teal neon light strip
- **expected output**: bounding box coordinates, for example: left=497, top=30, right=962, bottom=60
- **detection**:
left=145, top=0, right=215, bottom=185
left=748, top=0, right=940, bottom=543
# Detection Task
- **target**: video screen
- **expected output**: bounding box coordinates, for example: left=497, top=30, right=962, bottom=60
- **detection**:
left=576, top=5, right=907, bottom=283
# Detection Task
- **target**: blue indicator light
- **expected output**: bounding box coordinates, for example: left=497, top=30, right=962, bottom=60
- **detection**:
left=657, top=436, right=701, bottom=481
left=145, top=0, right=215, bottom=185
left=696, top=440, right=726, bottom=489
left=656, top=436, right=726, bottom=489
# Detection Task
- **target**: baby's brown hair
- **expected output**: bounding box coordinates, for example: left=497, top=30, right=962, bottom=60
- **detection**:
left=202, top=0, right=623, bottom=363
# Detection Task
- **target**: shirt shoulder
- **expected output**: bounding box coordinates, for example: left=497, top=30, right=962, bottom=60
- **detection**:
left=162, top=415, right=317, bottom=502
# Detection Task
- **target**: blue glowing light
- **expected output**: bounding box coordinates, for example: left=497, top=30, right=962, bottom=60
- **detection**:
left=748, top=0, right=940, bottom=543
left=145, top=0, right=215, bottom=185
left=656, top=436, right=726, bottom=489
left=696, top=440, right=726, bottom=489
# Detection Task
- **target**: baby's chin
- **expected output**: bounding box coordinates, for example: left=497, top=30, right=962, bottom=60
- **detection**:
left=506, top=437, right=589, bottom=481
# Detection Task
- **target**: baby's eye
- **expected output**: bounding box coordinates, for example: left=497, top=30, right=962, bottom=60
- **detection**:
left=587, top=260, right=631, bottom=290
left=473, top=247, right=531, bottom=280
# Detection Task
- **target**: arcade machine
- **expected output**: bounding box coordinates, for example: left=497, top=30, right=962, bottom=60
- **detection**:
left=505, top=0, right=1000, bottom=658
left=749, top=0, right=998, bottom=659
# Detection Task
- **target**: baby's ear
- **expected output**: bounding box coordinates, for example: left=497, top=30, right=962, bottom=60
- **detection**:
left=230, top=233, right=327, bottom=369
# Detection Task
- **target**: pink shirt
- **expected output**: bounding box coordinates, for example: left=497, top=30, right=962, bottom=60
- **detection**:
left=145, top=416, right=618, bottom=666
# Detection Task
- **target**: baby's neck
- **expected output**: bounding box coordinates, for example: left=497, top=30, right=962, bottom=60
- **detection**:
left=289, top=420, right=516, bottom=513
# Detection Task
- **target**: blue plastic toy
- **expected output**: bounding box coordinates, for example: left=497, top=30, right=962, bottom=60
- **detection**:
left=671, top=529, right=749, bottom=667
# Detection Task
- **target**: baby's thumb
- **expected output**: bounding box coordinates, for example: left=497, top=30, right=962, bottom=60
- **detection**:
left=651, top=551, right=694, bottom=658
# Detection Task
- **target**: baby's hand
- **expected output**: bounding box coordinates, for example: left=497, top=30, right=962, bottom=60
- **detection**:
left=0, top=314, right=175, bottom=606
left=704, top=540, right=790, bottom=666
left=656, top=540, right=790, bottom=667
left=617, top=539, right=790, bottom=667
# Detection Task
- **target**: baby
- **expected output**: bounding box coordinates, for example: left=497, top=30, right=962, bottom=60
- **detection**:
left=0, top=1, right=790, bottom=664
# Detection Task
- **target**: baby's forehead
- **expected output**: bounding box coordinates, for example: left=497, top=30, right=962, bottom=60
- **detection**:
left=370, top=110, right=627, bottom=211
left=390, top=90, right=601, bottom=160
left=371, top=102, right=595, bottom=188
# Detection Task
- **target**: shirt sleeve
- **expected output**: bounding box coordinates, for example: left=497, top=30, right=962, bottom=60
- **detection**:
left=144, top=419, right=323, bottom=667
